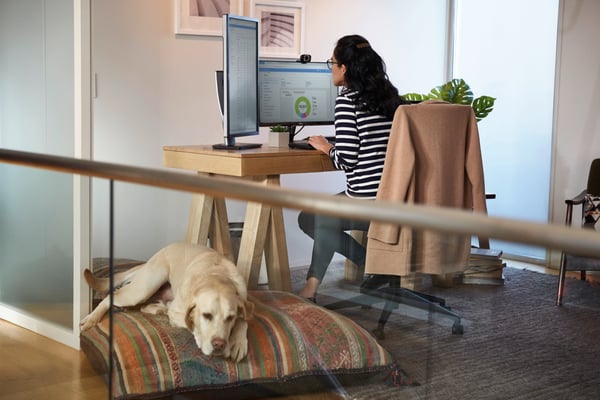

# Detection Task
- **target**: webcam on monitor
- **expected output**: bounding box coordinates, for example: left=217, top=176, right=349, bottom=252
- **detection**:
left=297, top=54, right=312, bottom=64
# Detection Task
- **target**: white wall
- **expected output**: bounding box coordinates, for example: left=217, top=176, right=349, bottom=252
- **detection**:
left=90, top=0, right=448, bottom=265
left=552, top=0, right=600, bottom=216
left=549, top=0, right=600, bottom=264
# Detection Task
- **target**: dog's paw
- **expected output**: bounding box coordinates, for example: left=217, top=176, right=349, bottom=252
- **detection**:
left=79, top=315, right=99, bottom=331
left=228, top=337, right=248, bottom=363
left=228, top=321, right=249, bottom=362
left=141, top=301, right=168, bottom=315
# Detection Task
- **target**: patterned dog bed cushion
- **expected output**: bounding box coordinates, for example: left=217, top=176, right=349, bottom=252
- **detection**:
left=81, top=289, right=394, bottom=399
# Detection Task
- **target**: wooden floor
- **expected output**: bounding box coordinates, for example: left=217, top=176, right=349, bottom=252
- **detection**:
left=0, top=318, right=107, bottom=400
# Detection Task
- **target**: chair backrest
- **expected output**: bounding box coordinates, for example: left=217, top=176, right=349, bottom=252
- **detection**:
left=587, top=158, right=600, bottom=196
left=365, top=101, right=488, bottom=276
left=583, top=159, right=600, bottom=230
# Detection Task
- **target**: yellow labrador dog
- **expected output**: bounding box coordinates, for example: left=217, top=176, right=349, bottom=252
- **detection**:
left=80, top=242, right=254, bottom=362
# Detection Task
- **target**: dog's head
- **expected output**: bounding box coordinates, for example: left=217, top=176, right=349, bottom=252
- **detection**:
left=184, top=276, right=253, bottom=359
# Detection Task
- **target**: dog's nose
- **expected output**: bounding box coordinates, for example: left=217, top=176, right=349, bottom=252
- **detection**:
left=211, top=338, right=226, bottom=352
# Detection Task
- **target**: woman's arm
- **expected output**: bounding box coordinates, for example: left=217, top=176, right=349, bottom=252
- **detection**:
left=328, top=94, right=360, bottom=171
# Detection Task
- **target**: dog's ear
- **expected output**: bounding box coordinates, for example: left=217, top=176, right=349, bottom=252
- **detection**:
left=83, top=268, right=108, bottom=293
left=83, top=268, right=94, bottom=285
left=185, top=304, right=196, bottom=331
left=238, top=299, right=254, bottom=321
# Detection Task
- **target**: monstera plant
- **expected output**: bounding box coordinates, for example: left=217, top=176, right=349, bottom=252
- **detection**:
left=402, top=78, right=496, bottom=122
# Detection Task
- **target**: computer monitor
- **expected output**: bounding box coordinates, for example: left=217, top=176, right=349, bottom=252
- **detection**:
left=215, top=70, right=224, bottom=119
left=213, top=14, right=261, bottom=150
left=258, top=60, right=338, bottom=136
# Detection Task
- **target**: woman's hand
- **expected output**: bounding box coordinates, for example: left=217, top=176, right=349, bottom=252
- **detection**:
left=307, top=135, right=333, bottom=155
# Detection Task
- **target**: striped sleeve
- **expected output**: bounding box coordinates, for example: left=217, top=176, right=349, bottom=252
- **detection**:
left=329, top=92, right=393, bottom=199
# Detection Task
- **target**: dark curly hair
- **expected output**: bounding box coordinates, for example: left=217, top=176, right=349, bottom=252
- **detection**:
left=333, top=35, right=407, bottom=118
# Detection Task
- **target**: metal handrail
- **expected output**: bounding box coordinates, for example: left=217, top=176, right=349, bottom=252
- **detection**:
left=1, top=147, right=599, bottom=258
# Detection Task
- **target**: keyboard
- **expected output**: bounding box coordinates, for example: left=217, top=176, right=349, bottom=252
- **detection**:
left=288, top=136, right=336, bottom=150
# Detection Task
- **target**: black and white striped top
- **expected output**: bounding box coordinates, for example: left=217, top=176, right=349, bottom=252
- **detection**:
left=329, top=91, right=393, bottom=199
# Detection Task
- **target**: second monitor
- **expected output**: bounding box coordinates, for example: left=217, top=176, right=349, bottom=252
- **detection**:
left=258, top=60, right=338, bottom=132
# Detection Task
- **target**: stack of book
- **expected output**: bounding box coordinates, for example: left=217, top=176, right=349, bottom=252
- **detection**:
left=462, top=248, right=505, bottom=285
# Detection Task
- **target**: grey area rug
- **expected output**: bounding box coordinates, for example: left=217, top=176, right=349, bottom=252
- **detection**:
left=289, top=264, right=600, bottom=400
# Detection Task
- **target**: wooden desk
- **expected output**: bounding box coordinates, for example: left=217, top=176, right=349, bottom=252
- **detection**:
left=163, top=145, right=335, bottom=291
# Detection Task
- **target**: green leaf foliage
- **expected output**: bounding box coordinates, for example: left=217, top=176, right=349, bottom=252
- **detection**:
left=472, top=95, right=496, bottom=122
left=269, top=124, right=289, bottom=132
left=401, top=93, right=431, bottom=102
left=402, top=78, right=495, bottom=122
left=432, top=79, right=474, bottom=105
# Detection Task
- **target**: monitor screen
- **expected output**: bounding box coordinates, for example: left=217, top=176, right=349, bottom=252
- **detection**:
left=214, top=14, right=261, bottom=150
left=258, top=60, right=338, bottom=127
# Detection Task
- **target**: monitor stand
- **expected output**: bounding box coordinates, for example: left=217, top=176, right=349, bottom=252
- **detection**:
left=285, top=125, right=299, bottom=148
left=212, top=138, right=262, bottom=150
left=212, top=142, right=262, bottom=150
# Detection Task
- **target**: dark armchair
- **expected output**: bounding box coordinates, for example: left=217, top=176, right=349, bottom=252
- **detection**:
left=556, top=158, right=600, bottom=306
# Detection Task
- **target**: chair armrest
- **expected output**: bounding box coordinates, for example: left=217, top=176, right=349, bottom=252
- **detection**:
left=565, top=189, right=587, bottom=206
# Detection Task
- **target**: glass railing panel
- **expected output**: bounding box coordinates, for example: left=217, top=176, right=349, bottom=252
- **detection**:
left=3, top=150, right=599, bottom=400
left=0, top=163, right=73, bottom=329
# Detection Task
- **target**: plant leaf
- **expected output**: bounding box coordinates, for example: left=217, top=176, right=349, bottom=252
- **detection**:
left=428, top=85, right=444, bottom=100
left=436, top=79, right=474, bottom=105
left=401, top=93, right=430, bottom=102
left=472, top=96, right=496, bottom=122
left=270, top=124, right=289, bottom=132
left=402, top=79, right=495, bottom=122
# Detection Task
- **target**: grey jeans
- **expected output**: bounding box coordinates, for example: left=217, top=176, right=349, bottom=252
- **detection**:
left=298, top=197, right=369, bottom=282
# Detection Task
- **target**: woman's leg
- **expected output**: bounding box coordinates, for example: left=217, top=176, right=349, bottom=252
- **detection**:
left=298, top=210, right=369, bottom=298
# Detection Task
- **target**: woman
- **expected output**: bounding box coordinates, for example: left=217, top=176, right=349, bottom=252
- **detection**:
left=297, top=34, right=409, bottom=301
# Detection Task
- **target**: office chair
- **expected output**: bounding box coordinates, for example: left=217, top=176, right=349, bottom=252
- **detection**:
left=327, top=100, right=488, bottom=339
left=556, top=158, right=600, bottom=306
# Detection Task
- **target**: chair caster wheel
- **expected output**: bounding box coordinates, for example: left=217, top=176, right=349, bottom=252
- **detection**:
left=452, top=322, right=464, bottom=335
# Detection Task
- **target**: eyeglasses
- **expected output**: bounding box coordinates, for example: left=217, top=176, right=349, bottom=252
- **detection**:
left=326, top=58, right=341, bottom=70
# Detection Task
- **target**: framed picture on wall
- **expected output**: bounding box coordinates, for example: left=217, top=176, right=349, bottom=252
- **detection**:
left=249, top=0, right=305, bottom=59
left=175, top=0, right=244, bottom=36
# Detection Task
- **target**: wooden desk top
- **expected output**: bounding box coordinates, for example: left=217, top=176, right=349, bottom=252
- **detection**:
left=163, top=145, right=336, bottom=177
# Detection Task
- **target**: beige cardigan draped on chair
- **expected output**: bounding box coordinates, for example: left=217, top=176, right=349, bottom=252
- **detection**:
left=365, top=100, right=488, bottom=276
